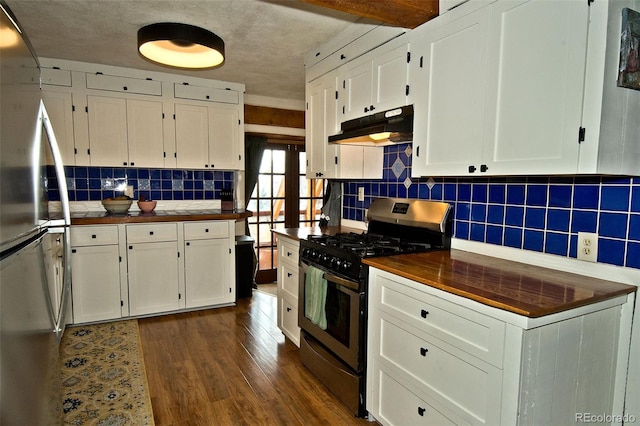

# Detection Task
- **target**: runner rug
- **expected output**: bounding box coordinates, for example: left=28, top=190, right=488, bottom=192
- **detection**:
left=60, top=319, right=154, bottom=425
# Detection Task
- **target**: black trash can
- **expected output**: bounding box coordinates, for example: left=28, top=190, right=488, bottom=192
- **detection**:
left=235, top=235, right=255, bottom=299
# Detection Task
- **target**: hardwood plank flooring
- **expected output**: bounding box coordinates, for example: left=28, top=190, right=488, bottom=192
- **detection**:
left=138, top=290, right=372, bottom=425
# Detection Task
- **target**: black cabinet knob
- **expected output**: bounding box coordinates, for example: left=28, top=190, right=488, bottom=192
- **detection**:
left=420, top=347, right=429, bottom=356
left=91, top=234, right=97, bottom=239
left=130, top=162, right=135, bottom=166
left=149, top=231, right=154, bottom=235
left=287, top=307, right=292, bottom=312
left=287, top=272, right=292, bottom=277
left=418, top=407, right=426, bottom=416
left=123, top=162, right=127, bottom=166
left=340, top=54, right=346, bottom=60
left=287, top=252, right=292, bottom=257
left=480, top=164, right=489, bottom=172
left=468, top=165, right=477, bottom=173
left=186, top=242, right=190, bottom=246
left=420, top=309, right=429, bottom=318
left=123, top=86, right=128, bottom=91
left=370, top=105, right=375, bottom=111
left=205, top=229, right=209, bottom=232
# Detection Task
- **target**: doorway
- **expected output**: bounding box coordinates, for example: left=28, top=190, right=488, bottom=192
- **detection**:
left=247, top=145, right=324, bottom=283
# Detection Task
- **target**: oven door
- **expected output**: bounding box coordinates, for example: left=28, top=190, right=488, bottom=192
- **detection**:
left=298, top=259, right=363, bottom=371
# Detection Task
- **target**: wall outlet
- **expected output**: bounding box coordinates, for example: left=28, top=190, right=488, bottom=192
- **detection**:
left=577, top=232, right=598, bottom=262
left=358, top=187, right=365, bottom=202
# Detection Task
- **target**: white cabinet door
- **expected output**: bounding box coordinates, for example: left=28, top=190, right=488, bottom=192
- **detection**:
left=412, top=4, right=490, bottom=177
left=209, top=104, right=241, bottom=170
left=87, top=95, right=128, bottom=167
left=175, top=103, right=209, bottom=169
left=305, top=76, right=338, bottom=179
left=71, top=244, right=122, bottom=323
left=41, top=90, right=75, bottom=166
left=126, top=99, right=164, bottom=168
left=481, top=0, right=587, bottom=175
left=341, top=58, right=373, bottom=122
left=127, top=241, right=180, bottom=316
left=372, top=43, right=410, bottom=114
left=184, top=238, right=232, bottom=308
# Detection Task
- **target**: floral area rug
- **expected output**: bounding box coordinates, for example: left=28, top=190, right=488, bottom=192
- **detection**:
left=60, top=319, right=154, bottom=425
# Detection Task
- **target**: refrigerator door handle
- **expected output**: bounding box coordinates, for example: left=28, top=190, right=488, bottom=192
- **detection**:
left=39, top=100, right=70, bottom=227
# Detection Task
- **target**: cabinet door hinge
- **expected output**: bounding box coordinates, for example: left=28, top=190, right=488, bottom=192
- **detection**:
left=306, top=102, right=309, bottom=110
left=163, top=151, right=166, bottom=158
left=420, top=56, right=424, bottom=68
left=85, top=106, right=88, bottom=113
left=334, top=156, right=338, bottom=165
left=177, top=252, right=180, bottom=258
left=238, top=154, right=242, bottom=161
left=119, top=256, right=122, bottom=262
left=406, top=85, right=410, bottom=96
left=578, top=127, right=586, bottom=143
left=173, top=114, right=176, bottom=120
left=162, top=113, right=165, bottom=119
left=407, top=52, right=411, bottom=63
left=229, top=287, right=232, bottom=293
left=342, top=80, right=346, bottom=89
left=87, top=148, right=91, bottom=155
left=416, top=146, right=420, bottom=157
left=335, top=91, right=338, bottom=100
left=74, top=148, right=77, bottom=155
left=238, top=119, right=241, bottom=125
left=178, top=293, right=182, bottom=299
left=229, top=248, right=232, bottom=254
left=587, top=0, right=594, bottom=5
left=72, top=105, right=75, bottom=112
left=342, top=106, right=345, bottom=114
left=174, top=152, right=177, bottom=158
left=121, top=300, right=124, bottom=307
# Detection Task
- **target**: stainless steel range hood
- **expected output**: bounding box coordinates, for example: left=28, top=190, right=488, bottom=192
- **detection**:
left=328, top=105, right=413, bottom=146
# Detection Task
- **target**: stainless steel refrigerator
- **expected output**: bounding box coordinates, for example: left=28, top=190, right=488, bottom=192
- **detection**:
left=1, top=2, right=71, bottom=424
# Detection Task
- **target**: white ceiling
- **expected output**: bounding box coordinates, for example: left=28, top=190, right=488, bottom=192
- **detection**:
left=6, top=0, right=381, bottom=102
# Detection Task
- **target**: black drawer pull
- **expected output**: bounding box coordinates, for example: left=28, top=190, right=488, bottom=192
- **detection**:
left=186, top=242, right=190, bottom=246
left=418, top=407, right=426, bottom=416
left=91, top=234, right=97, bottom=239
left=420, top=309, right=429, bottom=318
left=287, top=272, right=292, bottom=277
left=205, top=228, right=209, bottom=232
left=420, top=347, right=428, bottom=356
left=286, top=307, right=292, bottom=312
left=287, top=251, right=292, bottom=256
left=149, top=231, right=154, bottom=235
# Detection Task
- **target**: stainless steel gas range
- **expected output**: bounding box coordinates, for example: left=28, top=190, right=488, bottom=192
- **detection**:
left=298, top=198, right=453, bottom=417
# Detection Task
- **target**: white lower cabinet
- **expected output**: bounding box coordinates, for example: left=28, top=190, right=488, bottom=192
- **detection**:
left=276, top=236, right=300, bottom=346
left=184, top=221, right=235, bottom=308
left=126, top=223, right=180, bottom=316
left=70, top=225, right=124, bottom=324
left=367, top=267, right=632, bottom=425
left=71, top=220, right=237, bottom=321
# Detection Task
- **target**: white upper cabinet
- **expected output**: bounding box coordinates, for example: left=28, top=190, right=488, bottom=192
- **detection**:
left=86, top=95, right=166, bottom=168
left=481, top=0, right=587, bottom=175
left=410, top=1, right=490, bottom=176
left=41, top=90, right=76, bottom=166
left=306, top=73, right=383, bottom=180
left=339, top=41, right=411, bottom=122
left=175, top=102, right=243, bottom=170
left=412, top=0, right=639, bottom=177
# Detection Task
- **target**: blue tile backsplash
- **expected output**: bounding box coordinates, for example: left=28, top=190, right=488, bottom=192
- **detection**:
left=48, top=166, right=236, bottom=203
left=342, top=143, right=640, bottom=270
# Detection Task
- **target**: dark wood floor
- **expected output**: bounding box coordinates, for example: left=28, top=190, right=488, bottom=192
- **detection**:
left=138, top=288, right=372, bottom=425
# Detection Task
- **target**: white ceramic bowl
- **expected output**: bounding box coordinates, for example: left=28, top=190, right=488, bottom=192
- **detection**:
left=137, top=200, right=157, bottom=213
left=101, top=199, right=133, bottom=214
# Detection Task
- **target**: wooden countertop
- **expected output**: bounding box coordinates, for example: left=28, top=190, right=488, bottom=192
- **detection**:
left=272, top=225, right=365, bottom=241
left=364, top=249, right=636, bottom=318
left=70, top=209, right=252, bottom=225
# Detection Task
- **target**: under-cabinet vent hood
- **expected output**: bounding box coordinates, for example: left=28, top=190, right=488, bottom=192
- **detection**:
left=328, top=105, right=413, bottom=146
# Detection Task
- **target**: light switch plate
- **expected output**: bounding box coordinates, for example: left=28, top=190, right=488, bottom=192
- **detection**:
left=358, top=187, right=365, bottom=202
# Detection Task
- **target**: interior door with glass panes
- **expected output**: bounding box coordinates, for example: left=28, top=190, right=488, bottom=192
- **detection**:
left=247, top=146, right=324, bottom=284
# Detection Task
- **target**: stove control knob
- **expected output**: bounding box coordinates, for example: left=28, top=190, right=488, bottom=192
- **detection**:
left=302, top=248, right=310, bottom=257
left=341, top=261, right=352, bottom=271
left=320, top=253, right=329, bottom=264
left=310, top=249, right=318, bottom=259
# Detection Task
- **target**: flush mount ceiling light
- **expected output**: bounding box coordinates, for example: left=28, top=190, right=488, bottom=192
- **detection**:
left=137, top=22, right=225, bottom=69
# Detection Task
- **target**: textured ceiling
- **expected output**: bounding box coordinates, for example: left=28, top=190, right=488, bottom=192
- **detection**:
left=6, top=0, right=381, bottom=101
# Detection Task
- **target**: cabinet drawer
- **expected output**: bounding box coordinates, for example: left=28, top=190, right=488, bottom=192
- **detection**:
left=126, top=223, right=177, bottom=243
left=71, top=225, right=119, bottom=246
left=280, top=262, right=299, bottom=301
left=376, top=275, right=505, bottom=367
left=278, top=239, right=299, bottom=266
left=174, top=83, right=239, bottom=104
left=184, top=221, right=229, bottom=240
left=281, top=295, right=300, bottom=346
left=376, top=367, right=461, bottom=426
left=377, top=313, right=501, bottom=425
left=86, top=73, right=162, bottom=96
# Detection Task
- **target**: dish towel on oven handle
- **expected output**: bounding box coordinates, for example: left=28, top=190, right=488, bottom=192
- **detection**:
left=304, top=265, right=327, bottom=330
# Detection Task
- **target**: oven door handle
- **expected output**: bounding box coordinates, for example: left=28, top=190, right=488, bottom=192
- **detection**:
left=323, top=272, right=359, bottom=292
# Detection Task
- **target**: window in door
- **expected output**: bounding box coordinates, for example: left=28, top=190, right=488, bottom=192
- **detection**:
left=247, top=146, right=324, bottom=284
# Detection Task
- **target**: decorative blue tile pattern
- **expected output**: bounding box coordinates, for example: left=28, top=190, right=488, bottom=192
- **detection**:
left=48, top=166, right=236, bottom=202
left=341, top=143, right=640, bottom=270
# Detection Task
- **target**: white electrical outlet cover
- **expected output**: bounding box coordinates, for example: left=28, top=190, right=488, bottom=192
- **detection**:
left=577, top=232, right=598, bottom=262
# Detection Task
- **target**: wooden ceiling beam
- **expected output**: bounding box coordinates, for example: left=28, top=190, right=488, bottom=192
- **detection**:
left=298, top=0, right=438, bottom=29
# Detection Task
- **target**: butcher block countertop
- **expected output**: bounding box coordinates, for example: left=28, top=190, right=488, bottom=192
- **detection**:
left=364, top=249, right=636, bottom=318
left=70, top=209, right=252, bottom=225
